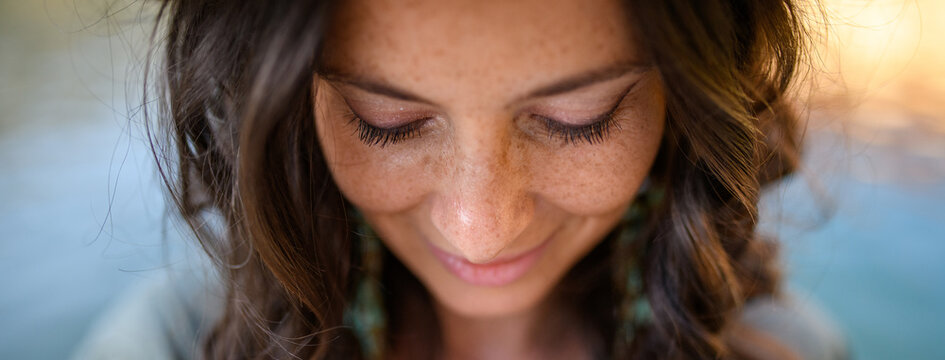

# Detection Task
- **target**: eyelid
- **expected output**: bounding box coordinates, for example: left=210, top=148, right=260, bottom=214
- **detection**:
left=332, top=83, right=436, bottom=147
left=344, top=107, right=432, bottom=147
left=523, top=78, right=639, bottom=145
left=538, top=107, right=616, bottom=129
left=337, top=75, right=642, bottom=147
left=527, top=77, right=642, bottom=126
left=535, top=77, right=639, bottom=125
left=532, top=109, right=622, bottom=146
left=340, top=94, right=433, bottom=130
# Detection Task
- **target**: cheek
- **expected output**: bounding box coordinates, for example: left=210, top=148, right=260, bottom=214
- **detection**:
left=314, top=86, right=434, bottom=213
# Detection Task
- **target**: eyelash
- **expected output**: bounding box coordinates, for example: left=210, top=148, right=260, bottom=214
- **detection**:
left=345, top=112, right=430, bottom=147
left=533, top=111, right=621, bottom=145
left=346, top=108, right=621, bottom=148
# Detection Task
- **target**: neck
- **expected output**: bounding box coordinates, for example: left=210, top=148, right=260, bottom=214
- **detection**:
left=433, top=295, right=590, bottom=360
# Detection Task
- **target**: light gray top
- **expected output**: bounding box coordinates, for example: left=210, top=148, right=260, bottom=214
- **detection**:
left=72, top=269, right=848, bottom=360
left=71, top=269, right=225, bottom=360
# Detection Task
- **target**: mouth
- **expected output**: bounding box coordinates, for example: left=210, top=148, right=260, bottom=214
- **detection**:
left=429, top=237, right=551, bottom=287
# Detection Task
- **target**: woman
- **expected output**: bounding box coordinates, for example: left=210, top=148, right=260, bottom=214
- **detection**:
left=75, top=0, right=847, bottom=359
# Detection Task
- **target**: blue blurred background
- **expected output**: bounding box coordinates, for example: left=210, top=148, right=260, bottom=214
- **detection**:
left=1, top=0, right=942, bottom=359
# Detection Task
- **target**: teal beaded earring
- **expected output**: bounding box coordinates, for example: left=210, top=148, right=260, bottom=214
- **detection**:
left=613, top=181, right=664, bottom=355
left=344, top=210, right=387, bottom=360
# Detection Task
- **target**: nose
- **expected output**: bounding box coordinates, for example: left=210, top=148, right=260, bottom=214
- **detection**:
left=430, top=122, right=534, bottom=264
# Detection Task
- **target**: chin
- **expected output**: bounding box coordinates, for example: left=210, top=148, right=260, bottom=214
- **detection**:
left=422, top=272, right=558, bottom=319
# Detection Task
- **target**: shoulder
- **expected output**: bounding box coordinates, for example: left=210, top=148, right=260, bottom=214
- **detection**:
left=71, top=268, right=224, bottom=360
left=737, top=291, right=850, bottom=360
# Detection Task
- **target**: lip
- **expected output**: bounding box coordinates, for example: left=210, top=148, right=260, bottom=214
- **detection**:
left=429, top=237, right=551, bottom=287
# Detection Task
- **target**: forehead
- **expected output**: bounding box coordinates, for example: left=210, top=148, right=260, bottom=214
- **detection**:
left=321, top=0, right=639, bottom=106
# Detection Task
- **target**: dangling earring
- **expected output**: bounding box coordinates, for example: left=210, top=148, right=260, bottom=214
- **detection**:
left=344, top=209, right=387, bottom=360
left=613, top=180, right=664, bottom=353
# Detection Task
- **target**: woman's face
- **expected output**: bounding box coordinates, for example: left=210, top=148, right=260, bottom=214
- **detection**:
left=314, top=0, right=665, bottom=318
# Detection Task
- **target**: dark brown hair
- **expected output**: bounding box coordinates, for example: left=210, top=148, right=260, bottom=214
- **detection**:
left=146, top=0, right=809, bottom=358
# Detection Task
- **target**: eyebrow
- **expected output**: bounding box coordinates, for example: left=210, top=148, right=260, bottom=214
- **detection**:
left=319, top=62, right=649, bottom=106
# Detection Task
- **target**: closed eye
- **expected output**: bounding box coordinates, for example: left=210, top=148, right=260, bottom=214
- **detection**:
left=344, top=109, right=431, bottom=147
left=343, top=75, right=639, bottom=148
left=533, top=110, right=622, bottom=145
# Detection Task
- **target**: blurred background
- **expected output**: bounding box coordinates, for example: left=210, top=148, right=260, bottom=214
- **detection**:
left=1, top=0, right=942, bottom=359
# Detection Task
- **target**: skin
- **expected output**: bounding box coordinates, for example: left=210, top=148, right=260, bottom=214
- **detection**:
left=312, top=0, right=665, bottom=358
